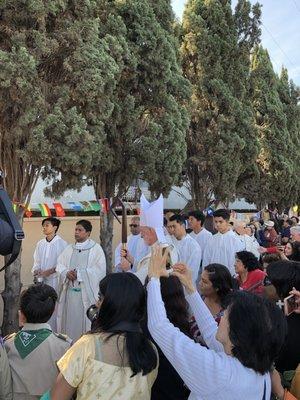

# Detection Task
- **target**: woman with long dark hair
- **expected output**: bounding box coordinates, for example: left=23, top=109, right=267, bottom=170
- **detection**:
left=145, top=275, right=191, bottom=400
left=46, top=273, right=158, bottom=400
left=191, top=264, right=234, bottom=343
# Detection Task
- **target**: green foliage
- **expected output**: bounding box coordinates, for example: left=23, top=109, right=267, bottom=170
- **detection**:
left=88, top=0, right=190, bottom=199
left=243, top=48, right=300, bottom=208
left=0, top=0, right=120, bottom=201
left=181, top=0, right=260, bottom=208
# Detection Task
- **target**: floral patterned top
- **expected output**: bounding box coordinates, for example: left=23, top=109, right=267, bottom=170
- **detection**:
left=57, top=333, right=158, bottom=400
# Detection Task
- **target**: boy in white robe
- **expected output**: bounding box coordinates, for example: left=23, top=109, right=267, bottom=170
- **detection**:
left=202, top=209, right=244, bottom=275
left=168, top=214, right=202, bottom=283
left=32, top=217, right=67, bottom=290
left=32, top=217, right=68, bottom=330
left=188, top=210, right=212, bottom=259
left=56, top=220, right=106, bottom=341
left=114, top=216, right=149, bottom=272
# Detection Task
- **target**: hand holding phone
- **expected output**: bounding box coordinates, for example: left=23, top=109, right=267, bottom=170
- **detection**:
left=284, top=294, right=297, bottom=316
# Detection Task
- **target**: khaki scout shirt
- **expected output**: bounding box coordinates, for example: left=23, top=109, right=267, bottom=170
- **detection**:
left=5, top=323, right=71, bottom=400
left=0, top=337, right=12, bottom=400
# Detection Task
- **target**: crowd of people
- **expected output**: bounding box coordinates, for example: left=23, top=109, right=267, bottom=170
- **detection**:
left=0, top=197, right=300, bottom=400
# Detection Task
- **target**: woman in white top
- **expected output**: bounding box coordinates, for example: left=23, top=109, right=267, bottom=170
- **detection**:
left=147, top=246, right=287, bottom=400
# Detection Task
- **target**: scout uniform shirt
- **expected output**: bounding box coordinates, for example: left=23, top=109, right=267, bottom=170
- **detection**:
left=0, top=336, right=12, bottom=400
left=5, top=322, right=71, bottom=400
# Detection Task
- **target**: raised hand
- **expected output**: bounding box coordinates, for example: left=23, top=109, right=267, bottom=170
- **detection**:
left=148, top=245, right=169, bottom=279
left=172, top=263, right=196, bottom=294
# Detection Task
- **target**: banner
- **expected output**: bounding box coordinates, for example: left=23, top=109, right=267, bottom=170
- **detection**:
left=53, top=203, right=65, bottom=217
left=38, top=203, right=52, bottom=217
left=89, top=200, right=101, bottom=212
left=68, top=202, right=83, bottom=211
left=100, top=198, right=109, bottom=214
left=80, top=201, right=93, bottom=212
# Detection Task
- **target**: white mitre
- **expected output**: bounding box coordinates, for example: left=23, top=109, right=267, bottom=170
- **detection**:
left=140, top=194, right=167, bottom=244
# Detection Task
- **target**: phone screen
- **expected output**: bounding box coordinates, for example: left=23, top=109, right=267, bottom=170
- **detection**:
left=284, top=294, right=297, bottom=316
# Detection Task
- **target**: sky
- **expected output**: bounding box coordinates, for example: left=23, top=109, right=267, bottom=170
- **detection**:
left=172, top=0, right=300, bottom=85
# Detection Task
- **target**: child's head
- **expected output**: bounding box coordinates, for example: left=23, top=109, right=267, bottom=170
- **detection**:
left=213, top=209, right=231, bottom=234
left=42, top=217, right=61, bottom=236
left=19, top=284, right=57, bottom=325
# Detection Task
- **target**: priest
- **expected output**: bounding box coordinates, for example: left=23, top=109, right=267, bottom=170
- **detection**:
left=56, top=220, right=106, bottom=341
left=114, top=216, right=149, bottom=272
left=120, top=195, right=178, bottom=283
left=202, top=209, right=244, bottom=275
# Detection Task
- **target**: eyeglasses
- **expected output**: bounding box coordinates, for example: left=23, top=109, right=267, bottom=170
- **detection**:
left=129, top=224, right=139, bottom=228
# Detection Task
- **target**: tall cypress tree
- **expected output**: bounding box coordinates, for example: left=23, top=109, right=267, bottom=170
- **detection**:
left=86, top=0, right=190, bottom=268
left=0, top=0, right=121, bottom=333
left=277, top=68, right=300, bottom=205
left=245, top=46, right=294, bottom=208
left=181, top=0, right=259, bottom=208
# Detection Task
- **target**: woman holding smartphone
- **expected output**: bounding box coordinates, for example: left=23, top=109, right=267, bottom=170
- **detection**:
left=147, top=245, right=287, bottom=400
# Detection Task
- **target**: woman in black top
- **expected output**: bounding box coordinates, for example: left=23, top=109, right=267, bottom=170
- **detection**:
left=267, top=260, right=300, bottom=373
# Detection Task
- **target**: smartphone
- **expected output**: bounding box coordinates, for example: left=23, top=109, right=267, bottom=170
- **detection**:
left=284, top=294, right=297, bottom=316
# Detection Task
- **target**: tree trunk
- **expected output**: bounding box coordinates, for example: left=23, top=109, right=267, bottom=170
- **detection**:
left=93, top=174, right=116, bottom=274
left=1, top=250, right=22, bottom=335
left=99, top=211, right=114, bottom=274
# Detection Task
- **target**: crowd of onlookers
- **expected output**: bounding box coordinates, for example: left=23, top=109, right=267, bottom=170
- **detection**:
left=0, top=209, right=299, bottom=400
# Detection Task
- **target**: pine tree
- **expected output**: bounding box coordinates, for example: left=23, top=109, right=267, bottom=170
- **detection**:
left=0, top=0, right=120, bottom=333
left=277, top=68, right=300, bottom=205
left=87, top=0, right=190, bottom=269
left=245, top=46, right=295, bottom=208
left=181, top=0, right=259, bottom=208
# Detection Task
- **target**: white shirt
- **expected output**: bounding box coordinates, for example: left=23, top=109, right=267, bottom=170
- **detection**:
left=202, top=230, right=244, bottom=275
left=173, top=234, right=202, bottom=283
left=114, top=234, right=149, bottom=271
left=235, top=233, right=260, bottom=259
left=147, top=278, right=271, bottom=400
left=32, top=235, right=68, bottom=290
left=190, top=228, right=212, bottom=258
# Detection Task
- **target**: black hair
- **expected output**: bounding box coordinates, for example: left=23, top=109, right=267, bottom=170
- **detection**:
left=188, top=210, right=205, bottom=226
left=163, top=217, right=168, bottom=227
left=227, top=291, right=287, bottom=374
left=160, top=276, right=192, bottom=337
left=267, top=260, right=300, bottom=299
left=288, top=241, right=300, bottom=262
left=92, top=273, right=157, bottom=376
left=285, top=219, right=294, bottom=227
left=204, top=264, right=235, bottom=308
left=236, top=251, right=259, bottom=272
left=76, top=219, right=92, bottom=232
left=20, top=284, right=57, bottom=323
left=169, top=214, right=186, bottom=225
left=213, top=209, right=230, bottom=221
left=42, top=217, right=61, bottom=232
left=261, top=253, right=281, bottom=265
left=292, top=216, right=299, bottom=224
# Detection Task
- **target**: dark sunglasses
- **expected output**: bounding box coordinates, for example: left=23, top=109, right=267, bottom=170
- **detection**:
left=129, top=224, right=139, bottom=228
